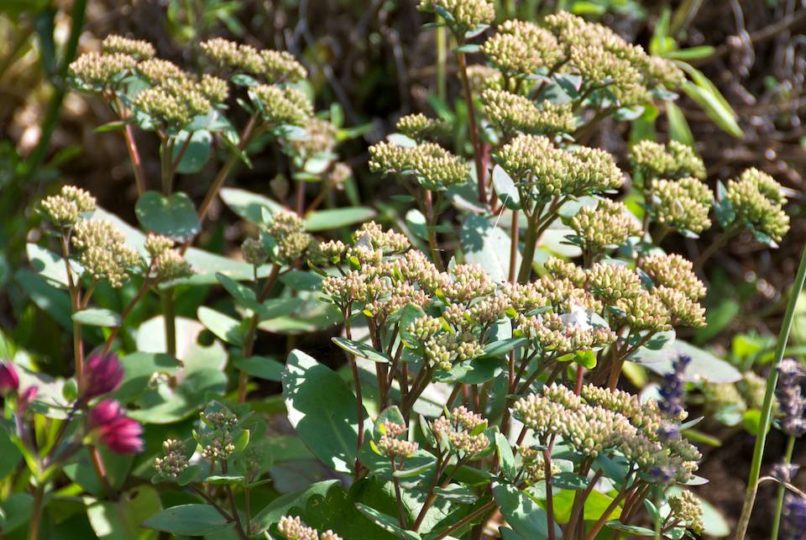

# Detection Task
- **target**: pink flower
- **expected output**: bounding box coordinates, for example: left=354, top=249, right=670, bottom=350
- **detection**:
left=89, top=399, right=143, bottom=454
left=82, top=352, right=124, bottom=401
left=0, top=361, right=20, bottom=396
left=17, top=386, right=38, bottom=417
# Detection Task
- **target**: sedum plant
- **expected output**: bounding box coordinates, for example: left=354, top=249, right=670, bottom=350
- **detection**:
left=1, top=3, right=798, bottom=540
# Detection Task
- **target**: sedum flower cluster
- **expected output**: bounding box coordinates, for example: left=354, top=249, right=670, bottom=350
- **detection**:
left=70, top=219, right=140, bottom=288
left=417, top=0, right=495, bottom=34
left=41, top=185, right=96, bottom=227
left=200, top=37, right=307, bottom=84
left=319, top=222, right=706, bottom=383
left=262, top=211, right=313, bottom=265
left=481, top=89, right=575, bottom=135
left=668, top=491, right=704, bottom=534
left=369, top=140, right=469, bottom=191
left=722, top=168, right=790, bottom=243
left=277, top=516, right=342, bottom=540
left=496, top=134, right=624, bottom=203
left=144, top=234, right=193, bottom=282
left=431, top=406, right=490, bottom=457
left=630, top=140, right=706, bottom=181
left=200, top=37, right=312, bottom=130
left=376, top=421, right=419, bottom=459
left=567, top=198, right=641, bottom=255
left=514, top=384, right=700, bottom=483
left=396, top=113, right=448, bottom=142
left=70, top=34, right=229, bottom=132
left=474, top=12, right=683, bottom=106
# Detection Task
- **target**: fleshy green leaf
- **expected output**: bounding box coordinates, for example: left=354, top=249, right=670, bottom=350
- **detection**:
left=303, top=207, right=377, bottom=232
left=493, top=484, right=556, bottom=539
left=492, top=165, right=521, bottom=210
left=283, top=350, right=367, bottom=473
left=219, top=187, right=285, bottom=225
left=634, top=339, right=741, bottom=383
left=681, top=80, right=742, bottom=138
left=233, top=355, right=284, bottom=381
left=142, top=504, right=229, bottom=535
left=135, top=191, right=200, bottom=240
left=197, top=307, right=245, bottom=346
left=171, top=130, right=212, bottom=174
left=460, top=214, right=519, bottom=283
left=72, top=308, right=121, bottom=328
left=332, top=337, right=390, bottom=363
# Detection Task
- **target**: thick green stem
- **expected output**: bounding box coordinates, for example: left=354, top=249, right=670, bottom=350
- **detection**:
left=771, top=435, right=796, bottom=540
left=423, top=189, right=444, bottom=271
left=238, top=264, right=281, bottom=402
left=161, top=290, right=177, bottom=357
left=735, top=247, right=806, bottom=539
left=517, top=218, right=538, bottom=283
left=28, top=484, right=45, bottom=540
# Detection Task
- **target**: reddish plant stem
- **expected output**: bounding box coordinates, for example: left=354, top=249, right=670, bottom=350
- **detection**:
left=122, top=124, right=146, bottom=196
left=456, top=49, right=486, bottom=205
left=89, top=446, right=112, bottom=494
left=193, top=113, right=260, bottom=234
left=295, top=179, right=306, bottom=216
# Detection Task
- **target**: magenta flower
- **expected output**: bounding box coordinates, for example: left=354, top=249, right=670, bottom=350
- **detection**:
left=17, top=386, right=38, bottom=417
left=89, top=399, right=144, bottom=454
left=82, top=352, right=124, bottom=401
left=0, top=361, right=20, bottom=396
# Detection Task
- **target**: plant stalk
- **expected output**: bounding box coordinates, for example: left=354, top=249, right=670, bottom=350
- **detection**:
left=771, top=435, right=797, bottom=539
left=735, top=247, right=806, bottom=539
left=455, top=47, right=486, bottom=205
left=237, top=264, right=281, bottom=402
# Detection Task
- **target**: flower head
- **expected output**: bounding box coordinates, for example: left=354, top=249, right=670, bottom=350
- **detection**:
left=776, top=359, right=806, bottom=437
left=658, top=354, right=691, bottom=420
left=0, top=361, right=20, bottom=396
left=482, top=20, right=562, bottom=77
left=89, top=400, right=144, bottom=454
left=668, top=491, right=703, bottom=535
left=651, top=177, right=713, bottom=235
left=418, top=0, right=495, bottom=33
left=201, top=38, right=306, bottom=83
left=265, top=211, right=312, bottom=264
left=369, top=141, right=469, bottom=190
left=481, top=90, right=575, bottom=135
left=82, top=352, right=124, bottom=401
left=783, top=492, right=806, bottom=540
left=41, top=186, right=97, bottom=227
left=724, top=168, right=790, bottom=243
left=396, top=113, right=447, bottom=141
left=630, top=140, right=706, bottom=181
left=71, top=219, right=140, bottom=288
left=567, top=199, right=640, bottom=254
left=69, top=52, right=137, bottom=91
left=431, top=406, right=490, bottom=456
left=251, top=85, right=313, bottom=126
left=277, top=516, right=317, bottom=540
left=102, top=35, right=155, bottom=60
left=154, top=439, right=190, bottom=479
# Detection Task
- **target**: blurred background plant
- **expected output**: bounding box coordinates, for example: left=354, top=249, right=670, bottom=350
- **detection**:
left=0, top=0, right=803, bottom=537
